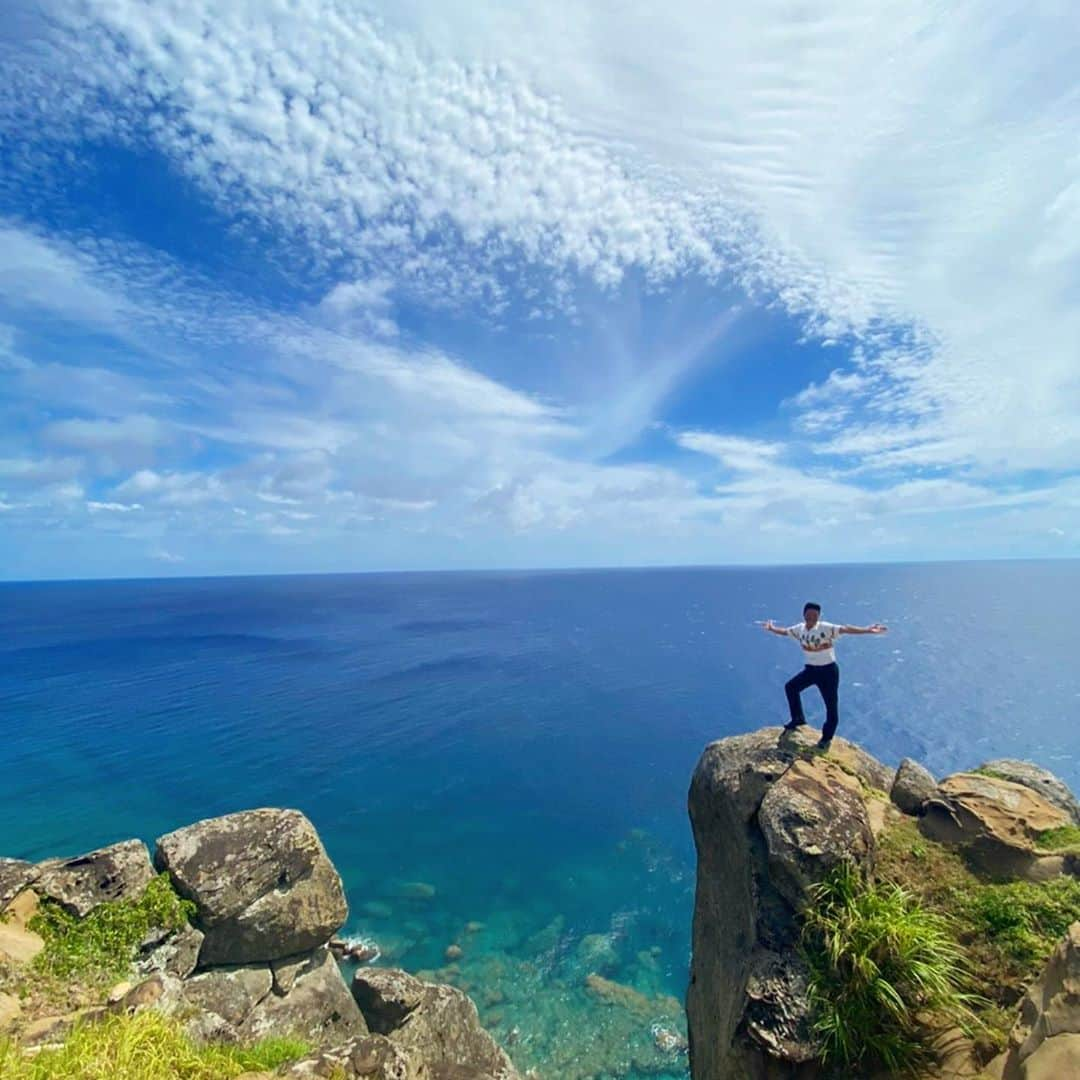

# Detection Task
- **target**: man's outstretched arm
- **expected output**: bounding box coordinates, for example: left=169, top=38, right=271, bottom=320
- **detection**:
left=759, top=620, right=791, bottom=637
left=839, top=623, right=888, bottom=634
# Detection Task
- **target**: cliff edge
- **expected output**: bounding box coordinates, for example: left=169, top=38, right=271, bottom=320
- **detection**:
left=686, top=725, right=1080, bottom=1080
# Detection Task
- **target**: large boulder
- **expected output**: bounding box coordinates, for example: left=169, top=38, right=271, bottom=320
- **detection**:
left=32, top=840, right=155, bottom=917
left=351, top=967, right=519, bottom=1079
left=891, top=758, right=938, bottom=816
left=241, top=947, right=366, bottom=1045
left=977, top=760, right=1080, bottom=826
left=154, top=809, right=347, bottom=965
left=0, top=859, right=37, bottom=910
left=687, top=727, right=886, bottom=1079
left=920, top=773, right=1073, bottom=881
left=758, top=757, right=874, bottom=909
left=986, top=922, right=1080, bottom=1080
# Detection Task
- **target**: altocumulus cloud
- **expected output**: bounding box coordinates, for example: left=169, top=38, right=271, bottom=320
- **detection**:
left=0, top=0, right=1077, bottom=575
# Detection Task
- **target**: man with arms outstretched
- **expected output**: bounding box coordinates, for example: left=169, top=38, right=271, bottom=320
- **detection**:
left=761, top=602, right=887, bottom=752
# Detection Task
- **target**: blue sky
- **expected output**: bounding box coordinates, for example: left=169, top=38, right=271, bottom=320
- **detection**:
left=1, top=1, right=1078, bottom=579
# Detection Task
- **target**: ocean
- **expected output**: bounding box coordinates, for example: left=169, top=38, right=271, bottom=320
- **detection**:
left=1, top=561, right=1076, bottom=1078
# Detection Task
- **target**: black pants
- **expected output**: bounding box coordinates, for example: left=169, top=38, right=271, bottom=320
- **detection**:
left=785, top=662, right=840, bottom=741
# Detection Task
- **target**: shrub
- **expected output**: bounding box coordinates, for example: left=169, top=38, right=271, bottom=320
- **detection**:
left=0, top=1010, right=317, bottom=1079
left=961, top=876, right=1080, bottom=970
left=29, top=873, right=196, bottom=981
left=801, top=861, right=978, bottom=1073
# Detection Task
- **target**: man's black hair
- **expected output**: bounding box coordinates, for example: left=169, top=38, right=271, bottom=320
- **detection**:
left=803, top=602, right=821, bottom=614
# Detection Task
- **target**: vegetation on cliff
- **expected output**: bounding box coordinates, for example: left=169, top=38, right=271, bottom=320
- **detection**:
left=0, top=1011, right=316, bottom=1079
left=27, top=874, right=195, bottom=982
left=853, top=817, right=1080, bottom=1063
left=800, top=860, right=977, bottom=1072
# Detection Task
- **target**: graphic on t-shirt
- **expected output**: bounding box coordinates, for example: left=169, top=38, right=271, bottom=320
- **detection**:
left=789, top=622, right=839, bottom=652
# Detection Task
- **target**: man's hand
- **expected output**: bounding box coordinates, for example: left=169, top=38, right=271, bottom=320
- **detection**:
left=868, top=623, right=888, bottom=634
left=759, top=619, right=777, bottom=632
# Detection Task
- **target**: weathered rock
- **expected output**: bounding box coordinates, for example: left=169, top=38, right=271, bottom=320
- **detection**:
left=32, top=840, right=155, bottom=917
left=920, top=773, right=1072, bottom=880
left=978, top=760, right=1080, bottom=826
left=1018, top=1032, right=1080, bottom=1079
left=154, top=808, right=348, bottom=965
left=993, top=922, right=1080, bottom=1080
left=822, top=739, right=895, bottom=795
left=0, top=991, right=21, bottom=1032
left=891, top=758, right=938, bottom=815
left=0, top=858, right=38, bottom=910
left=740, top=950, right=818, bottom=1066
left=281, top=1033, right=424, bottom=1079
left=181, top=964, right=274, bottom=1027
left=0, top=889, right=44, bottom=965
left=20, top=1007, right=108, bottom=1047
left=351, top=967, right=426, bottom=1034
left=351, top=967, right=519, bottom=1078
left=241, top=947, right=366, bottom=1045
left=134, top=924, right=204, bottom=979
left=107, top=980, right=134, bottom=1004
left=758, top=757, right=874, bottom=910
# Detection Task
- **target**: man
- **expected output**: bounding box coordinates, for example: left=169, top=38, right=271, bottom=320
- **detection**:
left=761, top=603, right=887, bottom=752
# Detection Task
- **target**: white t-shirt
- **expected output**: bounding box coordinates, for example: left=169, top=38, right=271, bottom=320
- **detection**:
left=787, top=621, right=841, bottom=665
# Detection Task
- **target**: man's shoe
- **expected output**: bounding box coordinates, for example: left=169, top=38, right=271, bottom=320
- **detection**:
left=782, top=720, right=806, bottom=732
left=814, top=738, right=832, bottom=753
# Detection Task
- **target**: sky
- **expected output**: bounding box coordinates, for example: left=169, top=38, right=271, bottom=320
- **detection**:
left=1, top=1, right=1078, bottom=579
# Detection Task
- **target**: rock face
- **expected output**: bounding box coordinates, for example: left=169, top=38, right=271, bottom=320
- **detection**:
left=154, top=808, right=348, bottom=965
left=687, top=727, right=884, bottom=1080
left=33, top=840, right=155, bottom=917
left=281, top=1033, right=423, bottom=1079
left=0, top=859, right=37, bottom=908
left=977, top=760, right=1080, bottom=826
left=757, top=757, right=874, bottom=909
left=920, top=773, right=1075, bottom=881
left=891, top=758, right=938, bottom=815
left=987, top=922, right=1080, bottom=1080
left=352, top=967, right=520, bottom=1079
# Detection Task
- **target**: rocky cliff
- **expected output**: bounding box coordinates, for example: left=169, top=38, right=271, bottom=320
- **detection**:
left=686, top=726, right=1080, bottom=1080
left=0, top=808, right=520, bottom=1080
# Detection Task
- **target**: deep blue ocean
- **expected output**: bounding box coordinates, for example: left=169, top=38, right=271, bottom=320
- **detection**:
left=1, top=562, right=1077, bottom=1078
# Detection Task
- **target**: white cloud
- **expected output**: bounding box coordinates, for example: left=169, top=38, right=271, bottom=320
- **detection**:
left=2, top=4, right=1079, bottom=570
left=9, top=0, right=1075, bottom=480
left=87, top=500, right=141, bottom=512
left=676, top=431, right=784, bottom=472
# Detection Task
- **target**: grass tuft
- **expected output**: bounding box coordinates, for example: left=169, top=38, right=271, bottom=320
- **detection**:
left=1034, top=825, right=1080, bottom=854
left=29, top=874, right=196, bottom=982
left=800, top=860, right=979, bottom=1074
left=0, top=1010, right=317, bottom=1078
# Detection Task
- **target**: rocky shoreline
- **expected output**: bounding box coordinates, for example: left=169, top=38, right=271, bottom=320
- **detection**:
left=0, top=808, right=523, bottom=1079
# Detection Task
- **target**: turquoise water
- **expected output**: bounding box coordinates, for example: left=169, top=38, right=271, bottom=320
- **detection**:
left=1, top=562, right=1077, bottom=1077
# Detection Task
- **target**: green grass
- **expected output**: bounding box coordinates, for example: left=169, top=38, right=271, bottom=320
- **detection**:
left=875, top=818, right=1080, bottom=1056
left=0, top=1010, right=322, bottom=1079
left=800, top=861, right=979, bottom=1074
left=1035, top=825, right=1080, bottom=854
left=28, top=874, right=196, bottom=982
left=970, top=767, right=1012, bottom=782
